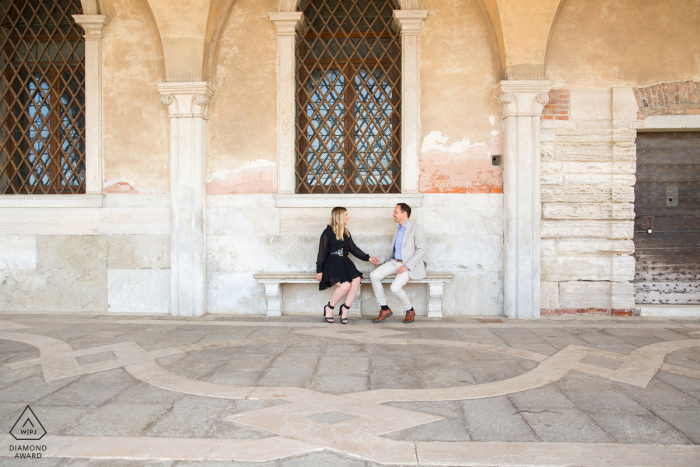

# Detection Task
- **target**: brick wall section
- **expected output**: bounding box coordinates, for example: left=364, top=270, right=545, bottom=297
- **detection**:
left=633, top=81, right=700, bottom=119
left=542, top=89, right=570, bottom=120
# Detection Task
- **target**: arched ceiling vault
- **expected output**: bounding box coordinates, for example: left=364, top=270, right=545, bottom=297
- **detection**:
left=141, top=0, right=565, bottom=82
left=79, top=0, right=100, bottom=14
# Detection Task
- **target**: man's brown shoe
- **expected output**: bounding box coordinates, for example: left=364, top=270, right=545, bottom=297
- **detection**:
left=373, top=308, right=393, bottom=323
left=403, top=308, right=415, bottom=323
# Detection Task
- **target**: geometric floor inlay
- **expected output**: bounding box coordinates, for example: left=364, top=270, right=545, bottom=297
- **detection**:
left=1, top=315, right=699, bottom=466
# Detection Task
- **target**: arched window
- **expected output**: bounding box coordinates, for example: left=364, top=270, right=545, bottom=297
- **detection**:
left=295, top=0, right=401, bottom=194
left=0, top=0, right=85, bottom=194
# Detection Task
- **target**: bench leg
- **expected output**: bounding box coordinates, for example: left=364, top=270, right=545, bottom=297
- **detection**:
left=262, top=282, right=282, bottom=317
left=427, top=282, right=444, bottom=318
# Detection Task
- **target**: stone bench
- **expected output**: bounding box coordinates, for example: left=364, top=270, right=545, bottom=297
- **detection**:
left=253, top=272, right=455, bottom=318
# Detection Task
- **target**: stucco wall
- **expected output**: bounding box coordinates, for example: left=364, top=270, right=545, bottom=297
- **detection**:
left=419, top=0, right=503, bottom=193
left=101, top=0, right=170, bottom=193
left=546, top=0, right=700, bottom=87
left=207, top=0, right=278, bottom=194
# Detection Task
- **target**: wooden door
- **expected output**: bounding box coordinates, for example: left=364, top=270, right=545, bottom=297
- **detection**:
left=633, top=132, right=700, bottom=304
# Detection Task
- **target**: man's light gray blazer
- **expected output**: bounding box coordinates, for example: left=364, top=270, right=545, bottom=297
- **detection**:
left=379, top=221, right=427, bottom=280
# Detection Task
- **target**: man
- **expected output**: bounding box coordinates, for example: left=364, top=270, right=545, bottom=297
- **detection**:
left=370, top=203, right=426, bottom=323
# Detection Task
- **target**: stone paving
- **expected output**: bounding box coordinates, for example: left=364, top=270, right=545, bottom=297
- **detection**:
left=0, top=313, right=699, bottom=466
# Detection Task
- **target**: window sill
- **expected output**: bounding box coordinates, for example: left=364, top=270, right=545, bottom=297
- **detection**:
left=0, top=194, right=105, bottom=208
left=273, top=193, right=424, bottom=208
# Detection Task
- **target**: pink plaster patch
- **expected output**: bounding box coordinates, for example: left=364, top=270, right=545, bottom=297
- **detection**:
left=104, top=181, right=138, bottom=193
left=207, top=165, right=277, bottom=194
left=420, top=134, right=503, bottom=194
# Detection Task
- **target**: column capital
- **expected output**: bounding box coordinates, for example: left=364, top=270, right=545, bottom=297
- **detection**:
left=392, top=10, right=429, bottom=35
left=158, top=81, right=215, bottom=119
left=495, top=80, right=552, bottom=117
left=267, top=11, right=305, bottom=36
left=72, top=14, right=111, bottom=39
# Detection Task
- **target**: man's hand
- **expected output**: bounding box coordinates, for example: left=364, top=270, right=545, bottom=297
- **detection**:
left=316, top=273, right=322, bottom=282
left=397, top=265, right=408, bottom=274
left=369, top=257, right=380, bottom=266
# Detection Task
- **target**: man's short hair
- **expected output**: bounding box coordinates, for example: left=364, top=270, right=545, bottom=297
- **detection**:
left=397, top=203, right=411, bottom=218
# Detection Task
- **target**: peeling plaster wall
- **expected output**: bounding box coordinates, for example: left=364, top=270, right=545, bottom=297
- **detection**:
left=101, top=0, right=169, bottom=192
left=419, top=0, right=503, bottom=193
left=207, top=0, right=278, bottom=194
left=546, top=0, right=700, bottom=87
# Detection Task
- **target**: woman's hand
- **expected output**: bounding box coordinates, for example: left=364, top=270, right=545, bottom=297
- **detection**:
left=369, top=256, right=380, bottom=266
left=316, top=273, right=322, bottom=282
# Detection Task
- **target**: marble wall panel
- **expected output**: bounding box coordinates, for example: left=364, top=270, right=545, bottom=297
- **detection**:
left=0, top=269, right=107, bottom=312
left=37, top=236, right=108, bottom=269
left=0, top=236, right=36, bottom=269
left=107, top=269, right=170, bottom=314
left=208, top=208, right=280, bottom=236
left=107, top=235, right=170, bottom=269
left=0, top=208, right=100, bottom=235
left=559, top=281, right=612, bottom=309
left=207, top=272, right=267, bottom=314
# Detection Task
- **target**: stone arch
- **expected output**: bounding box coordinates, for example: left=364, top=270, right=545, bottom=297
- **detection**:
left=79, top=0, right=100, bottom=14
left=203, top=0, right=238, bottom=81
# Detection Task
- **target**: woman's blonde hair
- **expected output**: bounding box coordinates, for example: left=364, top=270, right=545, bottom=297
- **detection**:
left=330, top=206, right=350, bottom=240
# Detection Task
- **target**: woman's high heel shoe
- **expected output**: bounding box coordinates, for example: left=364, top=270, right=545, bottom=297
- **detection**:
left=323, top=302, right=334, bottom=323
left=339, top=303, right=350, bottom=325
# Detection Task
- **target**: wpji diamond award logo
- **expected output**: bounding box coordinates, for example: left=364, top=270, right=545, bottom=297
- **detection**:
left=8, top=406, right=47, bottom=458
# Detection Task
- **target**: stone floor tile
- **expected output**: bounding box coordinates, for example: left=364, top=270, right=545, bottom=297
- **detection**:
left=324, top=343, right=370, bottom=355
left=620, top=379, right=700, bottom=409
left=382, top=418, right=469, bottom=442
left=384, top=401, right=462, bottom=419
left=369, top=369, right=423, bottom=389
left=317, top=356, right=370, bottom=376
left=208, top=368, right=264, bottom=386
left=464, top=361, right=520, bottom=384
left=37, top=369, right=135, bottom=407
left=279, top=451, right=365, bottom=467
left=1, top=458, right=67, bottom=467
left=508, top=384, right=578, bottom=411
left=308, top=375, right=369, bottom=394
left=458, top=396, right=538, bottom=442
left=143, top=395, right=238, bottom=438
left=665, top=348, right=700, bottom=371
left=370, top=355, right=414, bottom=368
left=218, top=355, right=273, bottom=371
left=652, top=408, right=700, bottom=443
left=564, top=389, right=650, bottom=415
left=592, top=413, right=691, bottom=444
left=256, top=367, right=314, bottom=387
left=206, top=420, right=277, bottom=439
left=65, top=402, right=170, bottom=436
left=174, top=461, right=277, bottom=467
left=418, top=368, right=475, bottom=388
left=160, top=356, right=229, bottom=380
left=0, top=375, right=79, bottom=403
left=111, top=382, right=183, bottom=405
left=24, top=405, right=94, bottom=435
left=519, top=408, right=614, bottom=443
left=655, top=371, right=700, bottom=393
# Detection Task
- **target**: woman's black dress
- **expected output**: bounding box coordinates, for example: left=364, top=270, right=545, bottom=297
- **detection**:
left=317, top=225, right=370, bottom=291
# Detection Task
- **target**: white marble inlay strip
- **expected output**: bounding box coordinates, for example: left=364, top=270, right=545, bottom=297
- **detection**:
left=416, top=441, right=700, bottom=467
left=661, top=363, right=700, bottom=379
left=0, top=331, right=73, bottom=356
left=294, top=327, right=548, bottom=362
left=348, top=345, right=592, bottom=403
left=124, top=361, right=257, bottom=399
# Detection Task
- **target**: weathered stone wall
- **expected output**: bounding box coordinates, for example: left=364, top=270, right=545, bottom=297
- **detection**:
left=0, top=195, right=170, bottom=313
left=539, top=89, right=637, bottom=315
left=206, top=194, right=504, bottom=315
left=419, top=0, right=503, bottom=193
left=546, top=0, right=700, bottom=87
left=100, top=0, right=170, bottom=193
left=207, top=0, right=278, bottom=194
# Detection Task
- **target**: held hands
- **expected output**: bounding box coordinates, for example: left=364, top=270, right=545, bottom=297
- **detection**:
left=369, top=256, right=380, bottom=266
left=397, top=265, right=408, bottom=274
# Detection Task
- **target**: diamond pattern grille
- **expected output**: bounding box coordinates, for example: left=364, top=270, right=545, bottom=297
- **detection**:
left=295, top=0, right=401, bottom=194
left=1, top=0, right=86, bottom=194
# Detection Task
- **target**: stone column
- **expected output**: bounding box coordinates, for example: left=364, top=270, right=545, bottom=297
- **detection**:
left=268, top=12, right=304, bottom=194
left=393, top=10, right=428, bottom=194
left=159, top=82, right=214, bottom=317
left=495, top=80, right=551, bottom=319
left=72, top=14, right=110, bottom=194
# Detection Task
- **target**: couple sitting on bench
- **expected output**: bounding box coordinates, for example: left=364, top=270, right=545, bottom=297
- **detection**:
left=316, top=203, right=426, bottom=325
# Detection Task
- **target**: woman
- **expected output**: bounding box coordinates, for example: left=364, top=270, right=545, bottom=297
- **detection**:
left=316, top=207, right=379, bottom=324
